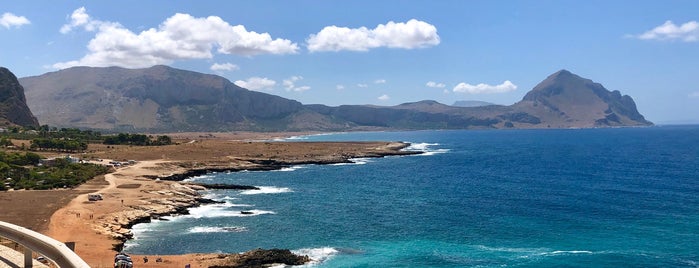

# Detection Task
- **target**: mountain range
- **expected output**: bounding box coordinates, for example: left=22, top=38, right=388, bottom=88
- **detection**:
left=12, top=66, right=651, bottom=132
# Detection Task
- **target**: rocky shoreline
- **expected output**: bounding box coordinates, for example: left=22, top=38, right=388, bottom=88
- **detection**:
left=94, top=141, right=420, bottom=265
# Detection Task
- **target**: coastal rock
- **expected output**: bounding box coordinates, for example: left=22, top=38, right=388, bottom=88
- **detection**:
left=208, top=248, right=311, bottom=268
left=91, top=183, right=203, bottom=242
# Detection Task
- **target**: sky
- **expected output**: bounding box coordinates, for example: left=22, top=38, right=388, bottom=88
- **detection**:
left=1, top=1, right=698, bottom=124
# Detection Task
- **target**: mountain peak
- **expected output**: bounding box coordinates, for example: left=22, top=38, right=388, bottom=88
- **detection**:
left=517, top=69, right=651, bottom=127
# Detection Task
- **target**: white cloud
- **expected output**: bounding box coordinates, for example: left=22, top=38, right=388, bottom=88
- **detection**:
left=689, top=91, right=699, bottom=98
left=374, top=79, right=386, bottom=84
left=210, top=62, right=239, bottom=72
left=307, top=19, right=440, bottom=52
left=59, top=7, right=94, bottom=33
left=453, top=80, right=517, bottom=94
left=336, top=84, right=345, bottom=90
left=378, top=94, right=390, bottom=101
left=426, top=81, right=446, bottom=88
left=1, top=12, right=30, bottom=29
left=636, top=20, right=699, bottom=42
left=357, top=83, right=368, bottom=88
left=282, top=76, right=310, bottom=92
left=234, top=77, right=276, bottom=91
left=53, top=7, right=299, bottom=69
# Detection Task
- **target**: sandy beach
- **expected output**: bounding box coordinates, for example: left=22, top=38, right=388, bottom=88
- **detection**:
left=0, top=135, right=416, bottom=267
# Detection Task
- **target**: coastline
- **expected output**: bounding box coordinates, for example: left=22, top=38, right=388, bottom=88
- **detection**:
left=41, top=140, right=418, bottom=267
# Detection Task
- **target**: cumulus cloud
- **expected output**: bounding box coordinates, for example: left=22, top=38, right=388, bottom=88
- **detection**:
left=426, top=81, right=446, bottom=88
left=210, top=62, right=239, bottom=71
left=374, top=79, right=386, bottom=84
left=635, top=20, right=699, bottom=42
left=307, top=19, right=440, bottom=52
left=378, top=94, right=390, bottom=101
left=234, top=77, right=276, bottom=91
left=59, top=7, right=95, bottom=33
left=1, top=12, right=30, bottom=29
left=53, top=7, right=299, bottom=69
left=283, top=76, right=310, bottom=92
left=357, top=83, right=368, bottom=88
left=453, top=80, right=517, bottom=94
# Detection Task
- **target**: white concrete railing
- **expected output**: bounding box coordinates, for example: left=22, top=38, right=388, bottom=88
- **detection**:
left=0, top=221, right=90, bottom=268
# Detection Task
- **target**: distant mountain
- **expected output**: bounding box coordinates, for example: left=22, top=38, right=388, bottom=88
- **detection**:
left=20, top=66, right=651, bottom=132
left=512, top=70, right=652, bottom=128
left=21, top=65, right=311, bottom=131
left=0, top=67, right=39, bottom=128
left=453, top=100, right=495, bottom=107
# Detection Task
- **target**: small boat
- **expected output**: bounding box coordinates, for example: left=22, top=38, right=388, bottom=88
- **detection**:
left=240, top=211, right=254, bottom=215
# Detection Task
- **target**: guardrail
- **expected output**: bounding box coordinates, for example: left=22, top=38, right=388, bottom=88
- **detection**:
left=0, top=221, right=90, bottom=268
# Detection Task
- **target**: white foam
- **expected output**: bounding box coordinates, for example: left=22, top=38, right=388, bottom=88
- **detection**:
left=330, top=158, right=371, bottom=166
left=404, top=142, right=450, bottom=156
left=186, top=204, right=274, bottom=218
left=241, top=186, right=293, bottom=195
left=292, top=247, right=339, bottom=264
left=538, top=250, right=594, bottom=256
left=189, top=226, right=248, bottom=233
left=406, top=142, right=439, bottom=151
left=278, top=166, right=305, bottom=172
left=419, top=149, right=450, bottom=156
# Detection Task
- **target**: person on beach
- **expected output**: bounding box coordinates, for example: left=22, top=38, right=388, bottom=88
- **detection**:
left=143, top=256, right=148, bottom=263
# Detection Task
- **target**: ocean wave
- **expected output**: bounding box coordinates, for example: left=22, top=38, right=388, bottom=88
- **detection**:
left=187, top=205, right=275, bottom=218
left=331, top=158, right=372, bottom=166
left=404, top=142, right=450, bottom=156
left=189, top=226, right=248, bottom=233
left=241, top=186, right=293, bottom=195
left=277, top=166, right=305, bottom=172
left=475, top=245, right=596, bottom=259
left=292, top=247, right=339, bottom=264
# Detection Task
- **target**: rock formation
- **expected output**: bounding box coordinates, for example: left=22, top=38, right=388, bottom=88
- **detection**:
left=0, top=67, right=39, bottom=128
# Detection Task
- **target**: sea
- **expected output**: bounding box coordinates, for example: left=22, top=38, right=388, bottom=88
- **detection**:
left=124, top=126, right=699, bottom=267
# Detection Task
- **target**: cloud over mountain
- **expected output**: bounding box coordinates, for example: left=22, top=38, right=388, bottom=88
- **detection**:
left=234, top=77, right=276, bottom=91
left=307, top=19, right=440, bottom=52
left=453, top=80, right=517, bottom=94
left=54, top=7, right=298, bottom=69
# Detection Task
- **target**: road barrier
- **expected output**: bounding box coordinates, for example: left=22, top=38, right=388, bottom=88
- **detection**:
left=0, top=221, right=90, bottom=268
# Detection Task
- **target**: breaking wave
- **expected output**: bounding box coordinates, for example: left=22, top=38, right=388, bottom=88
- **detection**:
left=240, top=186, right=293, bottom=195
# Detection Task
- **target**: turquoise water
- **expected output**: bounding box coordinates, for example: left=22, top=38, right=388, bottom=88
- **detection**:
left=125, top=126, right=699, bottom=267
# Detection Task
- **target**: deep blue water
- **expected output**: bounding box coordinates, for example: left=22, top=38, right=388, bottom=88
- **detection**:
left=125, top=126, right=699, bottom=267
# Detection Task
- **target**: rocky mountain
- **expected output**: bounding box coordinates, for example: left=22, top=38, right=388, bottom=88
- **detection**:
left=512, top=70, right=652, bottom=128
left=19, top=66, right=651, bottom=132
left=21, top=65, right=309, bottom=132
left=0, top=67, right=39, bottom=128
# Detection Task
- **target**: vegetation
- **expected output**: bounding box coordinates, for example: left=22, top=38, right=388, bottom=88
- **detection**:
left=1, top=125, right=173, bottom=151
left=0, top=151, right=110, bottom=191
left=0, top=125, right=170, bottom=191
left=30, top=138, right=88, bottom=152
left=103, top=133, right=172, bottom=146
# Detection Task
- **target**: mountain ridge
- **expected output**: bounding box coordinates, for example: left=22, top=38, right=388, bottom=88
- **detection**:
left=19, top=66, right=651, bottom=132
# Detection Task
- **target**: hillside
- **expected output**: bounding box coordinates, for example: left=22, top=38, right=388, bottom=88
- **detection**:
left=20, top=66, right=651, bottom=132
left=21, top=65, right=310, bottom=131
left=0, top=67, right=39, bottom=128
left=513, top=70, right=652, bottom=128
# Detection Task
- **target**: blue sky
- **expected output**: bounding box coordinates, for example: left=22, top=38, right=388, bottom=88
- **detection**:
left=1, top=1, right=698, bottom=124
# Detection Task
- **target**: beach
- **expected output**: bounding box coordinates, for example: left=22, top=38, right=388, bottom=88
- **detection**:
left=0, top=134, right=415, bottom=268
